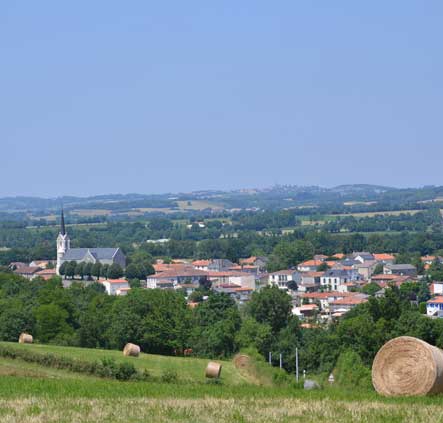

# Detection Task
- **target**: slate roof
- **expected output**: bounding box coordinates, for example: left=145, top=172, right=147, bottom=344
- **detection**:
left=62, top=248, right=119, bottom=261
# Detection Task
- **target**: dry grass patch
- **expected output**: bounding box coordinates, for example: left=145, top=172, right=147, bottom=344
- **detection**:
left=1, top=397, right=443, bottom=423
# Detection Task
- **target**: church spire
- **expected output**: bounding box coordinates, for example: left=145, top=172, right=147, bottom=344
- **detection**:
left=61, top=208, right=66, bottom=235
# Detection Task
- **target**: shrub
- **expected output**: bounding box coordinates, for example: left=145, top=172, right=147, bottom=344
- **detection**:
left=333, top=350, right=372, bottom=390
left=116, top=362, right=137, bottom=381
left=161, top=369, right=178, bottom=383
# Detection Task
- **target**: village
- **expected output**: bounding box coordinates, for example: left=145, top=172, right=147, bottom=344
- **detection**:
left=9, top=215, right=443, bottom=323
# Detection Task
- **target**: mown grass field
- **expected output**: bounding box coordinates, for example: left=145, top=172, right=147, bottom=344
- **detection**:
left=1, top=343, right=443, bottom=422
left=0, top=342, right=255, bottom=386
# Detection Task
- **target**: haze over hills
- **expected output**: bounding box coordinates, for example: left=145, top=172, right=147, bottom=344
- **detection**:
left=1, top=184, right=443, bottom=223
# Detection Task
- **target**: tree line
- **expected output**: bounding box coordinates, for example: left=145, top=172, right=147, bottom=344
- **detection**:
left=0, top=271, right=440, bottom=377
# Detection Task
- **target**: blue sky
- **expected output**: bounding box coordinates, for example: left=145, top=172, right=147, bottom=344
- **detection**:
left=1, top=1, right=442, bottom=197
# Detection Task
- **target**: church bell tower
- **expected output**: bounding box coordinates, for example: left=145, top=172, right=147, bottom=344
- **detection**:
left=56, top=208, right=70, bottom=275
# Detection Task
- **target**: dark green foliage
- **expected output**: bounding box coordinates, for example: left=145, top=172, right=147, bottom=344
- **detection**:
left=191, top=293, right=241, bottom=357
left=160, top=369, right=178, bottom=383
left=247, top=286, right=292, bottom=334
left=333, top=350, right=372, bottom=390
left=0, top=345, right=138, bottom=381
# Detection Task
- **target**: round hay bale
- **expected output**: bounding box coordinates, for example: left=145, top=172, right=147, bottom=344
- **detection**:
left=372, top=336, right=443, bottom=396
left=233, top=354, right=251, bottom=369
left=205, top=361, right=222, bottom=379
left=123, top=343, right=140, bottom=357
left=18, top=333, right=33, bottom=344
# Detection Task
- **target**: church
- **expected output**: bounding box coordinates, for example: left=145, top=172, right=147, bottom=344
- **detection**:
left=56, top=210, right=126, bottom=275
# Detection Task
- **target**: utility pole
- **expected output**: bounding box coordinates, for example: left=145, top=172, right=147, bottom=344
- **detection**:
left=279, top=353, right=282, bottom=369
left=296, top=347, right=299, bottom=382
left=269, top=351, right=272, bottom=365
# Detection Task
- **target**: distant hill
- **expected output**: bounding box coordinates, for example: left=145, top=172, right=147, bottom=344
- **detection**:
left=0, top=184, right=442, bottom=222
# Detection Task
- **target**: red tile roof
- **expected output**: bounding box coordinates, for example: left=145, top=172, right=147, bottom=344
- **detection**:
left=427, top=296, right=443, bottom=304
left=298, top=260, right=323, bottom=267
left=192, top=260, right=211, bottom=266
left=331, top=297, right=368, bottom=305
left=373, top=253, right=395, bottom=261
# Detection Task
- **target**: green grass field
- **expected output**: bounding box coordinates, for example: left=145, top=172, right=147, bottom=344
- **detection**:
left=1, top=343, right=443, bottom=422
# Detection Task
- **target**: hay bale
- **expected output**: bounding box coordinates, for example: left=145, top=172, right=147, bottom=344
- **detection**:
left=123, top=343, right=140, bottom=357
left=205, top=361, right=222, bottom=379
left=372, top=336, right=443, bottom=396
left=233, top=354, right=251, bottom=369
left=18, top=333, right=33, bottom=344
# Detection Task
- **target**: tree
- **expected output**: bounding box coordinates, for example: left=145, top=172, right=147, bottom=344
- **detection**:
left=107, top=263, right=123, bottom=279
left=362, top=282, right=381, bottom=296
left=267, top=240, right=315, bottom=272
left=235, top=317, right=273, bottom=355
left=75, top=262, right=84, bottom=280
left=83, top=262, right=93, bottom=280
left=59, top=262, right=67, bottom=278
left=66, top=261, right=77, bottom=279
left=92, top=262, right=102, bottom=280
left=191, top=293, right=241, bottom=357
left=317, top=262, right=330, bottom=272
left=101, top=264, right=110, bottom=279
left=287, top=280, right=298, bottom=291
left=34, top=304, right=73, bottom=343
left=372, top=263, right=384, bottom=275
left=125, top=264, right=140, bottom=280
left=247, top=286, right=292, bottom=335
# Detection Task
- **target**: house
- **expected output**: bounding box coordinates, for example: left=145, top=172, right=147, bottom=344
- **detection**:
left=292, top=304, right=319, bottom=319
left=355, top=261, right=378, bottom=280
left=232, top=287, right=254, bottom=303
left=337, top=282, right=358, bottom=293
left=300, top=272, right=323, bottom=286
left=431, top=282, right=443, bottom=296
left=35, top=268, right=57, bottom=280
left=329, top=295, right=369, bottom=313
left=384, top=264, right=417, bottom=276
left=352, top=252, right=375, bottom=264
left=208, top=271, right=256, bottom=289
left=300, top=291, right=359, bottom=312
left=146, top=268, right=209, bottom=289
left=313, top=254, right=328, bottom=261
left=177, top=283, right=199, bottom=296
left=297, top=260, right=323, bottom=272
left=320, top=269, right=360, bottom=291
left=421, top=256, right=443, bottom=265
left=56, top=209, right=126, bottom=275
left=426, top=296, right=443, bottom=317
left=116, top=287, right=131, bottom=296
left=9, top=262, right=27, bottom=270
left=239, top=256, right=268, bottom=271
left=29, top=260, right=53, bottom=269
left=373, top=253, right=395, bottom=264
left=207, top=259, right=235, bottom=272
left=268, top=270, right=301, bottom=290
left=100, top=279, right=130, bottom=295
left=371, top=274, right=413, bottom=288
left=14, top=266, right=41, bottom=280
left=192, top=260, right=211, bottom=271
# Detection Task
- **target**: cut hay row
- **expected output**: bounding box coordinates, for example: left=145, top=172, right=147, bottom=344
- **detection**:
left=372, top=336, right=443, bottom=396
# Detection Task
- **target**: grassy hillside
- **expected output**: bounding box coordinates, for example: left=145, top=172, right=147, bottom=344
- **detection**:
left=0, top=358, right=443, bottom=422
left=0, top=342, right=281, bottom=387
left=1, top=345, right=443, bottom=422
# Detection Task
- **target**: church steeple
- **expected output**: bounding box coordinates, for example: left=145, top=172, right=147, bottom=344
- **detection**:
left=56, top=208, right=70, bottom=275
left=60, top=208, right=66, bottom=236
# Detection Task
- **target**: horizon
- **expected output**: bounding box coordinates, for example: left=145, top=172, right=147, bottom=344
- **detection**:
left=2, top=2, right=442, bottom=197
left=1, top=182, right=442, bottom=200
